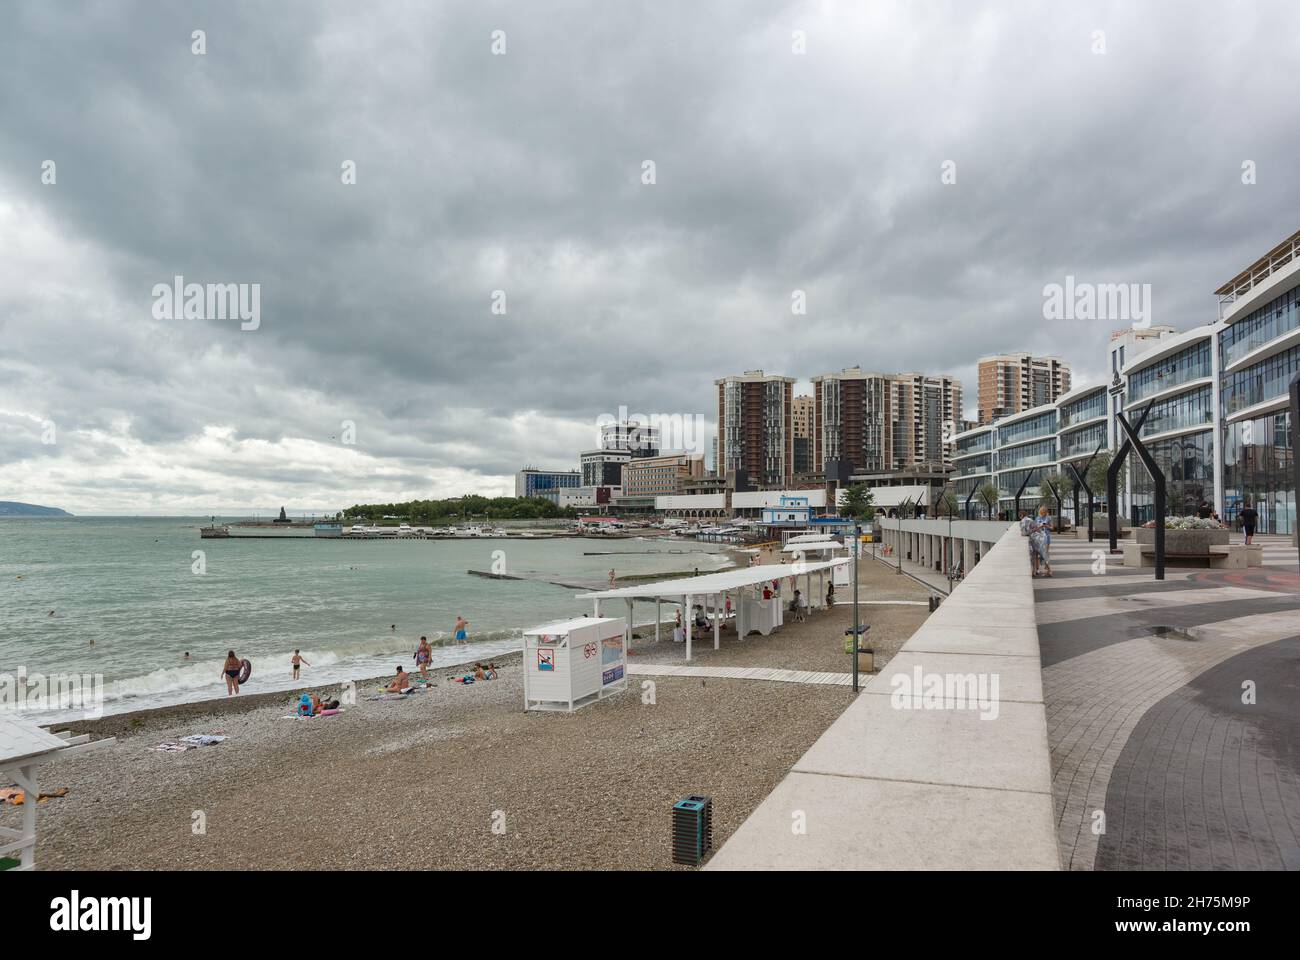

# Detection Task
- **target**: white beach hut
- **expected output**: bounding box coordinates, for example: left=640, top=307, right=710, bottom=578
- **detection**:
left=523, top=617, right=629, bottom=713
left=0, top=715, right=68, bottom=870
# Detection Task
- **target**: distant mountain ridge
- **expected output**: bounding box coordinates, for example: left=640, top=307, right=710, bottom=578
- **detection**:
left=0, top=501, right=73, bottom=517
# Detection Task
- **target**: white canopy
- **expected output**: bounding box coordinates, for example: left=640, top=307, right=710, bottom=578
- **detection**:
left=782, top=539, right=843, bottom=553
left=576, top=558, right=849, bottom=602
left=576, top=558, right=851, bottom=662
left=785, top=533, right=841, bottom=545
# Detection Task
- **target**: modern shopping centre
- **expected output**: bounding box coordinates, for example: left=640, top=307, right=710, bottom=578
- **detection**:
left=953, top=228, right=1299, bottom=535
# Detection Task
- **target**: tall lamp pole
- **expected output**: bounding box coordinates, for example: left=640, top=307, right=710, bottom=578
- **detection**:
left=852, top=521, right=861, bottom=693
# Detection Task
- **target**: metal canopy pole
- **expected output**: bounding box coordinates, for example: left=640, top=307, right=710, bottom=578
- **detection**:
left=1044, top=478, right=1064, bottom=533
left=964, top=483, right=977, bottom=520
left=1066, top=440, right=1106, bottom=543
left=1108, top=402, right=1153, bottom=552
left=1013, top=469, right=1033, bottom=519
left=684, top=593, right=692, bottom=661
left=1117, top=411, right=1166, bottom=581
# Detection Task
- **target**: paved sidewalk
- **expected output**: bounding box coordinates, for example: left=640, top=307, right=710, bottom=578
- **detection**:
left=1034, top=536, right=1300, bottom=870
left=626, top=663, right=860, bottom=686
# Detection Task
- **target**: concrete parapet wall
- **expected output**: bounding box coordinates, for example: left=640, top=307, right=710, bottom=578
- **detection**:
left=706, top=525, right=1060, bottom=870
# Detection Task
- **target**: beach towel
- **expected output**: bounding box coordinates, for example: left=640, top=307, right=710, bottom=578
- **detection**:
left=149, top=742, right=195, bottom=753
left=179, top=734, right=227, bottom=746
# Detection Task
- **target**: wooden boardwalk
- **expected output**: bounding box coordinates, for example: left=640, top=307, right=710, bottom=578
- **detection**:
left=625, top=663, right=858, bottom=686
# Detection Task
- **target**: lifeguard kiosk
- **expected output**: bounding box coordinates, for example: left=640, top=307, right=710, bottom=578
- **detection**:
left=523, top=617, right=628, bottom=712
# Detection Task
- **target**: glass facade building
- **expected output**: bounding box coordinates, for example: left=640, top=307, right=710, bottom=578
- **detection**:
left=1127, top=340, right=1212, bottom=404
left=1130, top=432, right=1215, bottom=523
left=945, top=227, right=1299, bottom=533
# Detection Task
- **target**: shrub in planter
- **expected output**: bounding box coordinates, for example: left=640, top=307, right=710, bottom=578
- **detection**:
left=1135, top=516, right=1228, bottom=550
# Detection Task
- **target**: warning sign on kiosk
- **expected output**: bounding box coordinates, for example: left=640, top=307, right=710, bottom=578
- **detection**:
left=537, top=648, right=555, bottom=671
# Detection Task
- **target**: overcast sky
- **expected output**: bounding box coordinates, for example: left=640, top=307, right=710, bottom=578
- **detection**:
left=2, top=0, right=1298, bottom=515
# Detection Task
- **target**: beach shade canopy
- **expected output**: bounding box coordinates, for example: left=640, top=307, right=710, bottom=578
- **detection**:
left=781, top=539, right=843, bottom=553
left=0, top=715, right=69, bottom=871
left=576, top=558, right=850, bottom=661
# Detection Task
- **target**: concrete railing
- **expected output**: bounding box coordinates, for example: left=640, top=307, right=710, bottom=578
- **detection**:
left=876, top=517, right=1011, bottom=581
left=706, top=525, right=1060, bottom=870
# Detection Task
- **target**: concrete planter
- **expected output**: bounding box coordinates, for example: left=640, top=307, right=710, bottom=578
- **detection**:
left=1074, top=525, right=1128, bottom=539
left=1135, top=528, right=1228, bottom=553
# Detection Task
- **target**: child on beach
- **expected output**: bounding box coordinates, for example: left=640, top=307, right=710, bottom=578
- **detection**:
left=291, top=649, right=310, bottom=680
left=415, top=636, right=432, bottom=678
left=453, top=615, right=469, bottom=643
left=222, top=650, right=242, bottom=696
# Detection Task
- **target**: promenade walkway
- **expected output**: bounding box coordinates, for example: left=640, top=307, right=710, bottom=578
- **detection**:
left=1035, top=533, right=1300, bottom=870
left=626, top=663, right=857, bottom=686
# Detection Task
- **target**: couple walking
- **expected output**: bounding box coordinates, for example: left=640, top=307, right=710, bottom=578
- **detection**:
left=1020, top=506, right=1054, bottom=577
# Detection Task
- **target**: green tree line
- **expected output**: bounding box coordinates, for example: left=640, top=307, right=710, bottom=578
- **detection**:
left=344, top=496, right=577, bottom=523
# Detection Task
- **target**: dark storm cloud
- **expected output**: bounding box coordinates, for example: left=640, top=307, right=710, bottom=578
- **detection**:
left=1, top=0, right=1298, bottom=512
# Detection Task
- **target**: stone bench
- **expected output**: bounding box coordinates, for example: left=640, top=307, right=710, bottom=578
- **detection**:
left=1120, top=542, right=1262, bottom=569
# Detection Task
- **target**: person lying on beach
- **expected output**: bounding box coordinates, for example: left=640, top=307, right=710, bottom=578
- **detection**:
left=485, top=663, right=498, bottom=680
left=450, top=663, right=488, bottom=684
left=385, top=666, right=410, bottom=693
left=311, top=693, right=341, bottom=713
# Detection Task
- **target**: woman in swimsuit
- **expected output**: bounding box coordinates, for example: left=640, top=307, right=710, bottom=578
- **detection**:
left=415, top=637, right=432, bottom=678
left=222, top=650, right=242, bottom=696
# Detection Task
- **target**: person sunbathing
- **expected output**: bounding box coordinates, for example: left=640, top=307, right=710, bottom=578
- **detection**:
left=385, top=666, right=410, bottom=692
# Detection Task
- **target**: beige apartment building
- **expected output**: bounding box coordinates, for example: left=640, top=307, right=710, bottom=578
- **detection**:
left=810, top=367, right=962, bottom=477
left=977, top=354, right=1071, bottom=423
left=715, top=370, right=797, bottom=488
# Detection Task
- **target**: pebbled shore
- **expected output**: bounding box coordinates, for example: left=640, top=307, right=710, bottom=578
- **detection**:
left=9, top=548, right=932, bottom=870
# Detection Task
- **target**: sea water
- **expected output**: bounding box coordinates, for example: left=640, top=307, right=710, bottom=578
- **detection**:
left=0, top=517, right=734, bottom=721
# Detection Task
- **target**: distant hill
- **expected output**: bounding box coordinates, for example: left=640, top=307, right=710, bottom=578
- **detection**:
left=0, top=501, right=73, bottom=517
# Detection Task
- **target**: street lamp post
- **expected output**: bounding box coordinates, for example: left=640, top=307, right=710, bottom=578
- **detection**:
left=852, top=521, right=861, bottom=693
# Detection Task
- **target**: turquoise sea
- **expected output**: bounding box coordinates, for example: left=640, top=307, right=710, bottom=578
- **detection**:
left=0, top=518, right=735, bottom=721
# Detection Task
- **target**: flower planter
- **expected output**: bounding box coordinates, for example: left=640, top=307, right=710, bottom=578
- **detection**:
left=1135, top=528, right=1228, bottom=552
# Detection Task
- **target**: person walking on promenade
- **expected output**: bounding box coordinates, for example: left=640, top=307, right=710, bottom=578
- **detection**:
left=1019, top=510, right=1039, bottom=576
left=1032, top=506, right=1053, bottom=577
left=1240, top=501, right=1259, bottom=545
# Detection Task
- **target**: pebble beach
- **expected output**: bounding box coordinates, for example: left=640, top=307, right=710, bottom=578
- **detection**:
left=7, top=551, right=933, bottom=870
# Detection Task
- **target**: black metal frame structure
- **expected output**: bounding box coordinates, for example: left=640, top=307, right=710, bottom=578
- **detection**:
left=1064, top=440, right=1106, bottom=543
left=1107, top=402, right=1153, bottom=553
left=1117, top=410, right=1166, bottom=581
